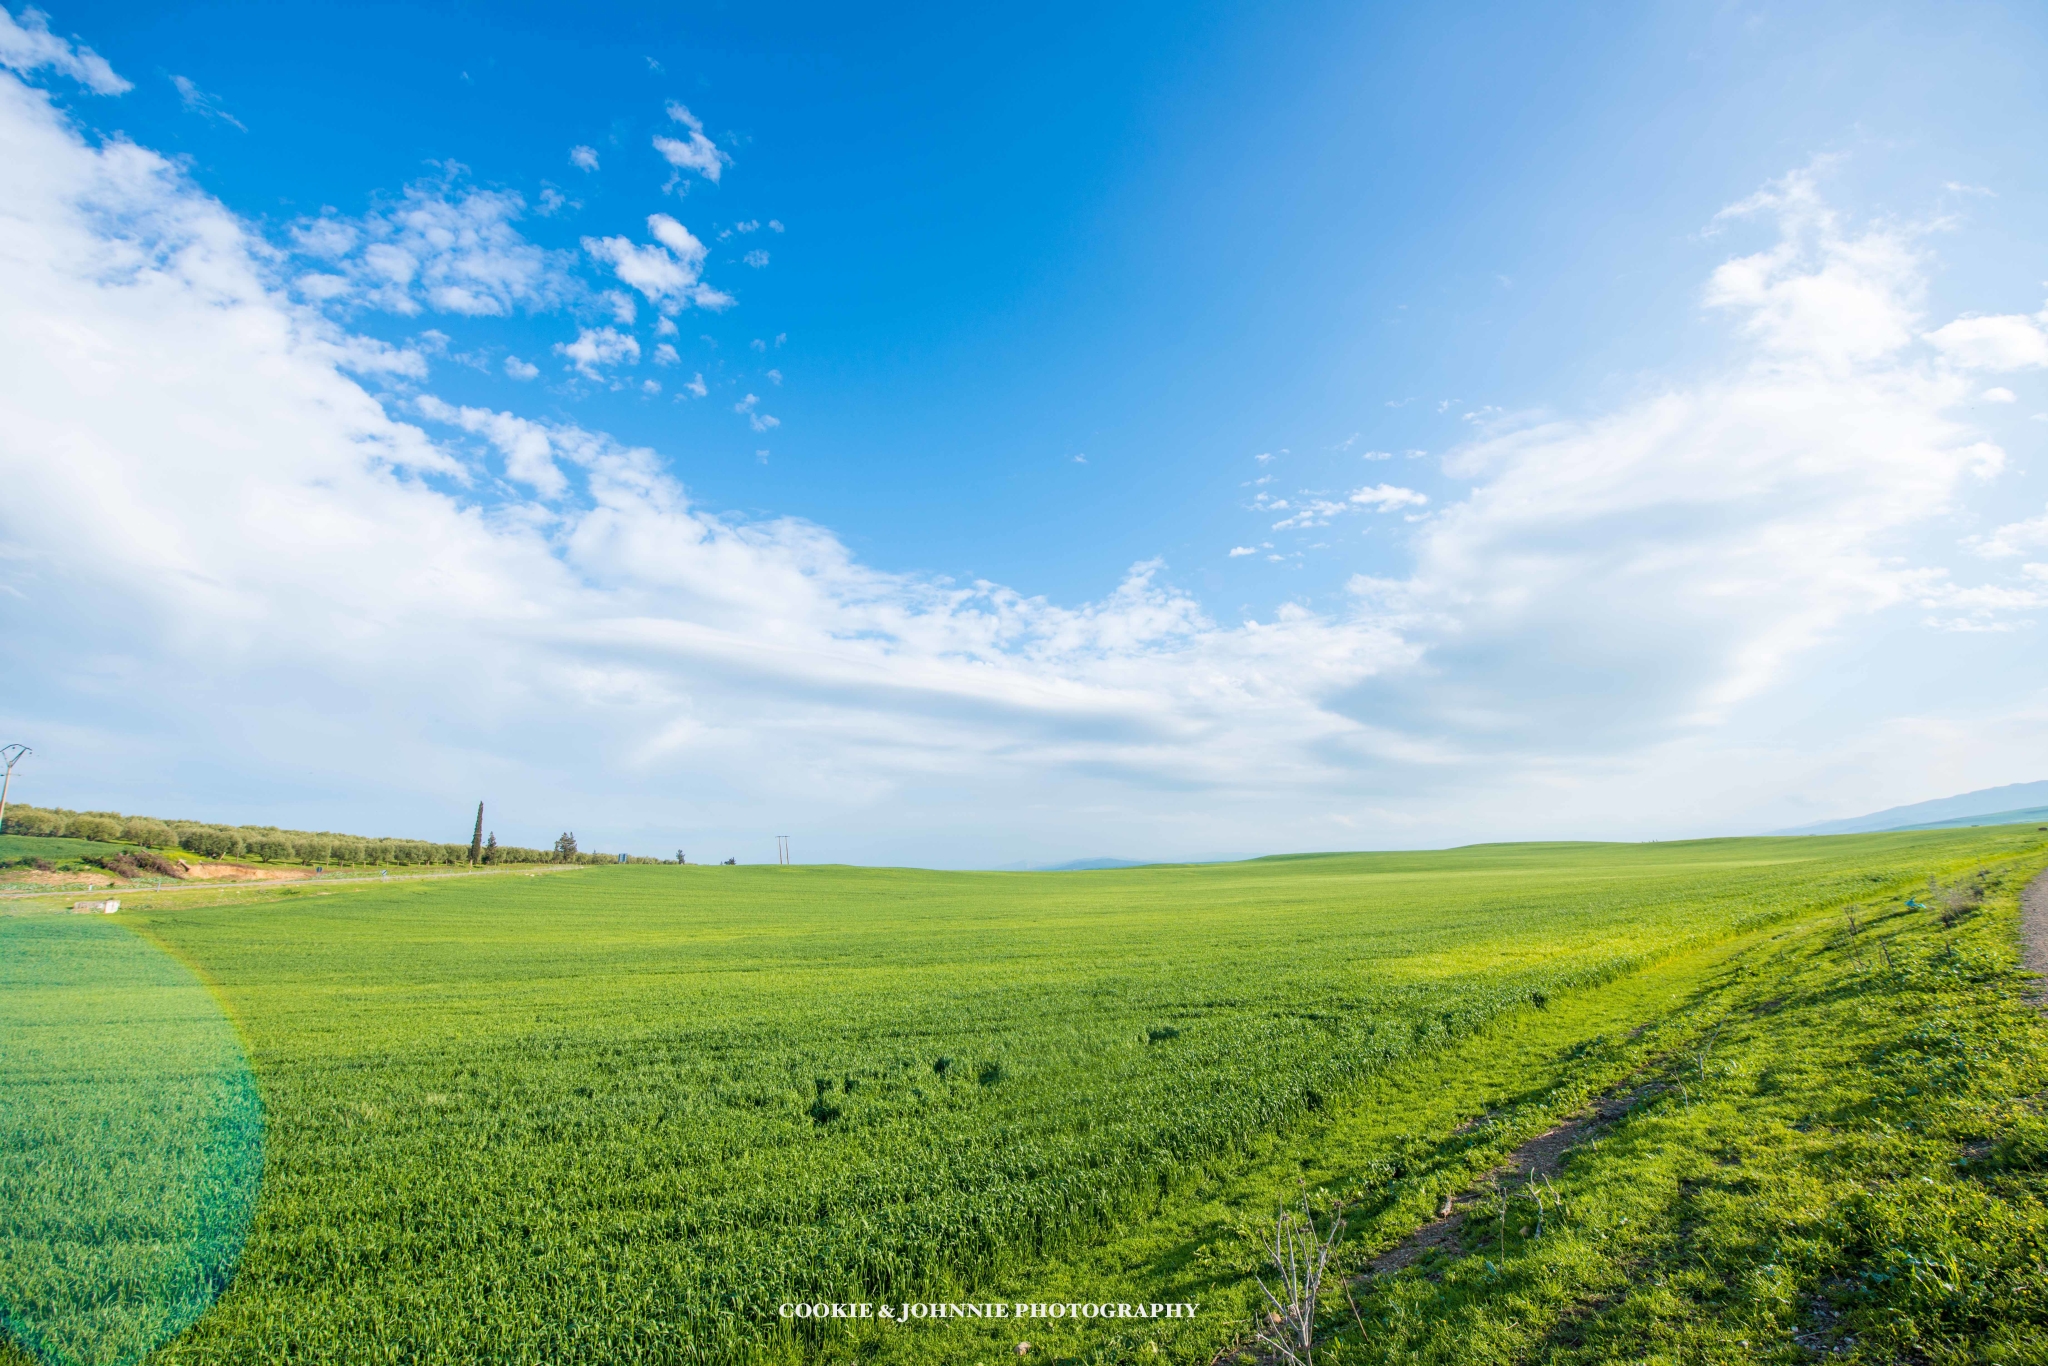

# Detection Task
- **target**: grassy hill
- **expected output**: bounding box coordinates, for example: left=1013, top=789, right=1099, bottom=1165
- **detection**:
left=4, top=830, right=2045, bottom=1365
left=0, top=833, right=132, bottom=864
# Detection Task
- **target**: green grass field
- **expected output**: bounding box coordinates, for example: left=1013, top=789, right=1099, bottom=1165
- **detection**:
left=0, top=918, right=264, bottom=1366
left=0, top=835, right=134, bottom=866
left=3, top=829, right=2046, bottom=1365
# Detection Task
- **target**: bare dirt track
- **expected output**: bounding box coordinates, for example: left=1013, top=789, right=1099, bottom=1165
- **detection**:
left=2024, top=868, right=2048, bottom=1006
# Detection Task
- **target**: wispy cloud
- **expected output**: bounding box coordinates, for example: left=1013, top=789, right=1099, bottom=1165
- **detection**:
left=734, top=392, right=779, bottom=431
left=2, top=66, right=2043, bottom=858
left=653, top=100, right=728, bottom=184
left=0, top=7, right=128, bottom=93
left=556, top=326, right=639, bottom=378
left=1263, top=483, right=1426, bottom=530
left=569, top=145, right=599, bottom=172
left=581, top=213, right=732, bottom=312
left=289, top=174, right=573, bottom=317
left=170, top=74, right=244, bottom=129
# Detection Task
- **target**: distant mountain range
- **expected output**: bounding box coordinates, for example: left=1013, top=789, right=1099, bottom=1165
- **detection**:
left=1040, top=857, right=1154, bottom=871
left=1771, top=781, right=2048, bottom=837
left=990, top=856, right=1154, bottom=872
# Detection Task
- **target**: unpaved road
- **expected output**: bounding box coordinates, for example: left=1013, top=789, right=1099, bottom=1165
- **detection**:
left=2025, top=868, right=2048, bottom=1005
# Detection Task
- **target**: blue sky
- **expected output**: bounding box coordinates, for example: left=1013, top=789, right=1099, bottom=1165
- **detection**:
left=2, top=2, right=2046, bottom=863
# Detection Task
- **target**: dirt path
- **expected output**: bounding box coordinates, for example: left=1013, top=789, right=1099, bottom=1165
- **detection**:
left=1210, top=1080, right=1662, bottom=1364
left=2024, top=868, right=2048, bottom=1006
left=1363, top=1081, right=1660, bottom=1277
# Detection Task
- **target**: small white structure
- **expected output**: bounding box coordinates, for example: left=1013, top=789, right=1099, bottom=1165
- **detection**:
left=72, top=898, right=120, bottom=914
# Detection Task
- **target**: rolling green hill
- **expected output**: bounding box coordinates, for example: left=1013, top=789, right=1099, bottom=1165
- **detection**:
left=4, top=829, right=2045, bottom=1365
left=0, top=833, right=135, bottom=864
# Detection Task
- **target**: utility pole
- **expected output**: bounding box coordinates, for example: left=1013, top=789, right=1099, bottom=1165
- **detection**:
left=777, top=835, right=791, bottom=866
left=468, top=801, right=485, bottom=865
left=0, top=745, right=28, bottom=832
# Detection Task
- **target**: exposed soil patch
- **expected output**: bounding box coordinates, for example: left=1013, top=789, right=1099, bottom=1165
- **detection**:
left=1210, top=1080, right=1668, bottom=1365
left=0, top=869, right=116, bottom=889
left=179, top=862, right=314, bottom=883
left=1366, top=1082, right=1660, bottom=1277
left=2023, top=869, right=2048, bottom=1007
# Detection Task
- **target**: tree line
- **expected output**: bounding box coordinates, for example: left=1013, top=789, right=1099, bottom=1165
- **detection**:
left=0, top=805, right=635, bottom=866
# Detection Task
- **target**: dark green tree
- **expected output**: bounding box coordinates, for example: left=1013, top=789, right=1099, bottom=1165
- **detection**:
left=468, top=802, right=485, bottom=865
left=554, top=831, right=578, bottom=861
left=483, top=832, right=498, bottom=864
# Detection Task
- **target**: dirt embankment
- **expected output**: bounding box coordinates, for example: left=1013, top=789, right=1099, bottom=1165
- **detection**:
left=175, top=862, right=314, bottom=883
left=3, top=868, right=118, bottom=889
left=3, top=860, right=315, bottom=889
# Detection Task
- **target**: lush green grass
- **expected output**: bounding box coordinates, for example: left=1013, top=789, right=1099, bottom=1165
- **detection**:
left=0, top=918, right=263, bottom=1366
left=1317, top=846, right=2048, bottom=1366
left=0, top=835, right=133, bottom=867
left=5, top=830, right=2045, bottom=1365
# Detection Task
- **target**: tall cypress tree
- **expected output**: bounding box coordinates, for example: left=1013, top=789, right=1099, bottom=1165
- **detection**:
left=468, top=802, right=484, bottom=865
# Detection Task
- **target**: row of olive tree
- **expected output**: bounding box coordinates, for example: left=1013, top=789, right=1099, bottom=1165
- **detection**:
left=1, top=805, right=620, bottom=866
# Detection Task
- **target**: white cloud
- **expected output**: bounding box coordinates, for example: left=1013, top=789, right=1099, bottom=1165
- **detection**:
left=504, top=355, right=539, bottom=381
left=1968, top=505, right=2048, bottom=559
left=569, top=145, right=599, bottom=172
left=653, top=342, right=679, bottom=366
left=653, top=101, right=728, bottom=184
left=735, top=393, right=779, bottom=432
left=1926, top=312, right=2048, bottom=370
left=1349, top=484, right=1428, bottom=512
left=684, top=372, right=707, bottom=398
left=415, top=395, right=566, bottom=496
left=3, top=71, right=2045, bottom=863
left=1347, top=178, right=2009, bottom=735
left=1983, top=386, right=2018, bottom=402
left=291, top=177, right=571, bottom=317
left=0, top=6, right=128, bottom=93
left=1704, top=167, right=1922, bottom=371
left=743, top=249, right=769, bottom=268
left=555, top=326, right=639, bottom=378
left=582, top=213, right=732, bottom=311
left=1266, top=483, right=1425, bottom=529
left=766, top=368, right=782, bottom=385
left=734, top=220, right=759, bottom=233
left=169, top=74, right=243, bottom=129
left=768, top=220, right=784, bottom=233
left=1228, top=546, right=1256, bottom=557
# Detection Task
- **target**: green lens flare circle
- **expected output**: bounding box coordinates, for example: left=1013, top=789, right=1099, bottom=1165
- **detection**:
left=1, top=916, right=265, bottom=1366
